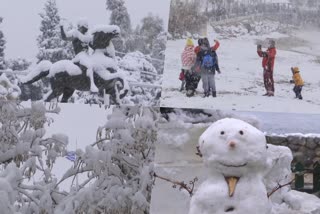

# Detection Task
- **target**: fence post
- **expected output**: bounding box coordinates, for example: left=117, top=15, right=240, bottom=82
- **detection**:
left=313, top=161, right=320, bottom=192
left=294, top=162, right=304, bottom=189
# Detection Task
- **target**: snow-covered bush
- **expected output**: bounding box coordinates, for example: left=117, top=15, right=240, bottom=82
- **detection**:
left=55, top=106, right=158, bottom=213
left=0, top=98, right=68, bottom=213
left=117, top=52, right=161, bottom=106
left=0, top=74, right=21, bottom=101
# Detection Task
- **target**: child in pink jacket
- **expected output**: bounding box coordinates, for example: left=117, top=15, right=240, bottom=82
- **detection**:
left=179, top=38, right=196, bottom=91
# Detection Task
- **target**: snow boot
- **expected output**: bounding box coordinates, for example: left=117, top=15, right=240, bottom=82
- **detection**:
left=203, top=92, right=210, bottom=98
left=212, top=91, right=217, bottom=97
left=186, top=90, right=194, bottom=97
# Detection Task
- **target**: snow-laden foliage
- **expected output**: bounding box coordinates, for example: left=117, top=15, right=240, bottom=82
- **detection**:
left=213, top=20, right=290, bottom=39
left=168, top=0, right=207, bottom=39
left=151, top=32, right=167, bottom=74
left=5, top=58, right=31, bottom=72
left=118, top=52, right=161, bottom=106
left=0, top=17, right=5, bottom=70
left=70, top=51, right=161, bottom=106
left=6, top=58, right=44, bottom=102
left=169, top=0, right=320, bottom=39
left=37, top=0, right=74, bottom=63
left=1, top=99, right=158, bottom=213
left=140, top=14, right=164, bottom=52
left=0, top=73, right=21, bottom=101
left=106, top=0, right=131, bottom=39
left=55, top=106, right=158, bottom=214
left=0, top=96, right=68, bottom=214
left=106, top=0, right=132, bottom=52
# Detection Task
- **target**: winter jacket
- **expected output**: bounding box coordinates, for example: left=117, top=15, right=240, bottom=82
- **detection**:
left=197, top=45, right=219, bottom=74
left=181, top=46, right=196, bottom=70
left=292, top=72, right=304, bottom=86
left=257, top=47, right=276, bottom=72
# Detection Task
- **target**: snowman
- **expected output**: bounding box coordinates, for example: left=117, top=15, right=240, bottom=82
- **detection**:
left=189, top=118, right=271, bottom=214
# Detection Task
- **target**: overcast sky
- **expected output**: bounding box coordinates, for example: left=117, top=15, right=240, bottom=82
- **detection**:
left=0, top=0, right=171, bottom=60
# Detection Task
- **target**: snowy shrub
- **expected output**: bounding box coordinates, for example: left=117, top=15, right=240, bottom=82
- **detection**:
left=55, top=106, right=158, bottom=214
left=0, top=74, right=21, bottom=101
left=0, top=102, right=158, bottom=213
left=117, top=52, right=161, bottom=106
left=0, top=99, right=68, bottom=213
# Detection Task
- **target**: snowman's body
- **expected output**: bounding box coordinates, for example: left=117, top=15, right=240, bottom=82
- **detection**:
left=190, top=174, right=270, bottom=214
left=189, top=118, right=271, bottom=214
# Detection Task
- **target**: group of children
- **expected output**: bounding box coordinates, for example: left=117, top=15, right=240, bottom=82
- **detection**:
left=179, top=38, right=220, bottom=98
left=179, top=38, right=305, bottom=100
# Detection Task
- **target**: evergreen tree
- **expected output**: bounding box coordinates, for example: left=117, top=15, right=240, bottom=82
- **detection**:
left=106, top=0, right=132, bottom=52
left=0, top=17, right=6, bottom=70
left=168, top=0, right=206, bottom=39
left=140, top=14, right=164, bottom=53
left=106, top=0, right=132, bottom=38
left=151, top=32, right=167, bottom=74
left=37, top=0, right=73, bottom=63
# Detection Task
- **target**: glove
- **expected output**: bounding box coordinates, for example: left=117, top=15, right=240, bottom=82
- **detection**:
left=217, top=69, right=221, bottom=74
left=290, top=80, right=294, bottom=84
left=257, top=44, right=262, bottom=50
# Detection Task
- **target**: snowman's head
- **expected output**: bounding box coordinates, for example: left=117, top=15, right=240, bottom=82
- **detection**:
left=199, top=118, right=268, bottom=177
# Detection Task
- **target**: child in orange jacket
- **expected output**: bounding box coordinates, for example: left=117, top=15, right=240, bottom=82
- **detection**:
left=291, top=67, right=304, bottom=100
left=290, top=67, right=304, bottom=100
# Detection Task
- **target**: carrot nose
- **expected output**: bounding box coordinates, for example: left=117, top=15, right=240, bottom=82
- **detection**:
left=229, top=141, right=236, bottom=149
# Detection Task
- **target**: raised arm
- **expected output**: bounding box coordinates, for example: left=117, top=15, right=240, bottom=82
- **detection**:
left=212, top=40, right=220, bottom=51
left=60, top=26, right=73, bottom=41
left=257, top=45, right=268, bottom=58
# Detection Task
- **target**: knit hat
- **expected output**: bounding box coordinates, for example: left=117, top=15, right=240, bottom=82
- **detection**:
left=292, top=67, right=300, bottom=73
left=186, top=38, right=194, bottom=46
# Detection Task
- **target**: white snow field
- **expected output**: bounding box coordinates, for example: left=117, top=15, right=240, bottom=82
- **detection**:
left=160, top=30, right=320, bottom=114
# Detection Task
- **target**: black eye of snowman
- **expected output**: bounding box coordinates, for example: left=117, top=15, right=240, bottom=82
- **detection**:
left=220, top=131, right=225, bottom=135
left=239, top=130, right=244, bottom=135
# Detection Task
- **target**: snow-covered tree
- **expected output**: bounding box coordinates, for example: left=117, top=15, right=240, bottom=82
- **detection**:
left=0, top=17, right=5, bottom=70
left=106, top=0, right=132, bottom=52
left=6, top=58, right=31, bottom=71
left=106, top=0, right=132, bottom=38
left=151, top=32, right=167, bottom=74
left=140, top=14, right=164, bottom=52
left=37, top=0, right=73, bottom=63
left=168, top=0, right=206, bottom=39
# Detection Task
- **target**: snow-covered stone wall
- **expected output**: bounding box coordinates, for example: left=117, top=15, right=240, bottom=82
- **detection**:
left=266, top=135, right=320, bottom=167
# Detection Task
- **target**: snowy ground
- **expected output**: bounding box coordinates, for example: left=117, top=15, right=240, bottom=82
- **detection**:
left=160, top=30, right=320, bottom=114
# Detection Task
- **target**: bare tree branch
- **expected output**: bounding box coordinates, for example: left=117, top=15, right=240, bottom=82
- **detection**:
left=153, top=172, right=198, bottom=196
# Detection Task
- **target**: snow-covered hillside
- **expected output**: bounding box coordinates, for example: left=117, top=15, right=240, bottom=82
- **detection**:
left=160, top=27, right=320, bottom=114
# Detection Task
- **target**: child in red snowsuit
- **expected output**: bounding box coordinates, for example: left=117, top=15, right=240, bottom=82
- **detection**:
left=257, top=40, right=277, bottom=96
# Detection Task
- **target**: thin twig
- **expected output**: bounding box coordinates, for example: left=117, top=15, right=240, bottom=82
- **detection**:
left=196, top=146, right=202, bottom=157
left=267, top=178, right=295, bottom=198
left=153, top=172, right=198, bottom=196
